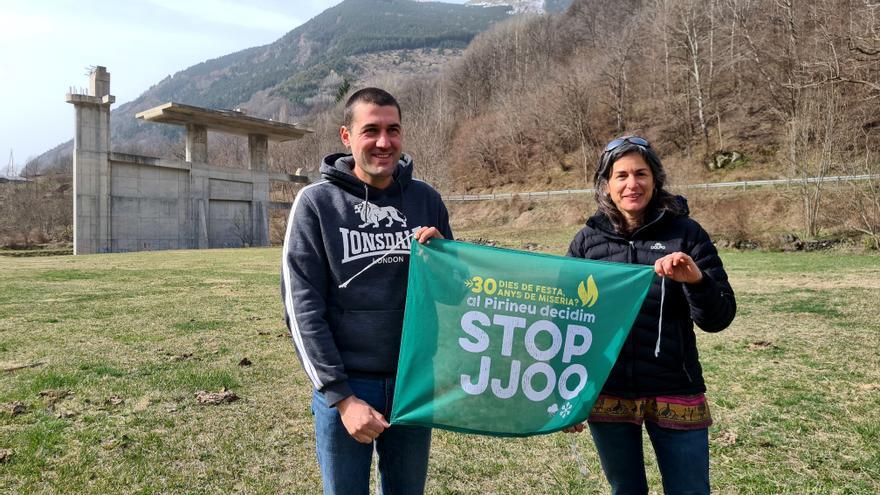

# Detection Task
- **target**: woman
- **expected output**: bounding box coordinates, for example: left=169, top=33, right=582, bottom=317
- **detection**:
left=567, top=136, right=736, bottom=494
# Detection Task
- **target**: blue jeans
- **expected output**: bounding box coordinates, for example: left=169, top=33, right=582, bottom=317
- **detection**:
left=311, top=378, right=431, bottom=495
left=589, top=421, right=710, bottom=495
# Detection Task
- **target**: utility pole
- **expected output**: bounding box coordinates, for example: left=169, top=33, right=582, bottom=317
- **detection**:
left=5, top=149, right=14, bottom=177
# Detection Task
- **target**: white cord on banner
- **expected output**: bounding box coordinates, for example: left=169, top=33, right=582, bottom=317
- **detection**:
left=338, top=232, right=416, bottom=288
left=373, top=440, right=380, bottom=494
left=655, top=276, right=666, bottom=357
left=569, top=436, right=589, bottom=476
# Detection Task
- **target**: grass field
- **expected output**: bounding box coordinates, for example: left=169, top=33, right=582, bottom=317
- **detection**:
left=1, top=235, right=878, bottom=494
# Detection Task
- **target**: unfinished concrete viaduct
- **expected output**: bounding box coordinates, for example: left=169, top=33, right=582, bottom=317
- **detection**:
left=66, top=66, right=310, bottom=255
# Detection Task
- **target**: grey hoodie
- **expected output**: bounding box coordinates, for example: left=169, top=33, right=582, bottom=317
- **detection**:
left=281, top=153, right=453, bottom=406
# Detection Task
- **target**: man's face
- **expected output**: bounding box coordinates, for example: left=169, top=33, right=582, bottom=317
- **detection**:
left=340, top=102, right=402, bottom=189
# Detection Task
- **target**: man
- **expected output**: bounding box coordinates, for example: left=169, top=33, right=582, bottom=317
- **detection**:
left=281, top=87, right=452, bottom=494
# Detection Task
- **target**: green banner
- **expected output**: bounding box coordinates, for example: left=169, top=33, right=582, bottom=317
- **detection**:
left=390, top=240, right=655, bottom=437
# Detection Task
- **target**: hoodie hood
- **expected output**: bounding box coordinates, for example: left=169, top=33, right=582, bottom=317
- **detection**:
left=320, top=153, right=414, bottom=198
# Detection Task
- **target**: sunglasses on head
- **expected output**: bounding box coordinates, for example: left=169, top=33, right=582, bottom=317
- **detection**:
left=603, top=136, right=651, bottom=154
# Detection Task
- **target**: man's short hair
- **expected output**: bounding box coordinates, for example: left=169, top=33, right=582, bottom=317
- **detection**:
left=343, top=88, right=402, bottom=128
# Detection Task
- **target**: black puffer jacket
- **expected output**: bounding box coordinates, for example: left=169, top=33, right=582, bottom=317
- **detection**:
left=567, top=203, right=736, bottom=397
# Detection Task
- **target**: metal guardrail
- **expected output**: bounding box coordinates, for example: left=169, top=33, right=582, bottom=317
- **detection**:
left=443, top=174, right=880, bottom=202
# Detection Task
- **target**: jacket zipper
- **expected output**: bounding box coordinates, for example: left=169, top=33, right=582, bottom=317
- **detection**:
left=679, top=328, right=694, bottom=382
left=626, top=240, right=636, bottom=389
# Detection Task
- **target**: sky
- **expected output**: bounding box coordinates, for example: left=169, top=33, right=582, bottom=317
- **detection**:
left=0, top=0, right=469, bottom=173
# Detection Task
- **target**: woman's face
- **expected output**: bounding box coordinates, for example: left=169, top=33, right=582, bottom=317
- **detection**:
left=605, top=152, right=655, bottom=224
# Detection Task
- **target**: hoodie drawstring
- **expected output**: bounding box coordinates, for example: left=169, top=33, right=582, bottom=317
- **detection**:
left=338, top=232, right=415, bottom=289
left=655, top=276, right=666, bottom=357
left=360, top=184, right=369, bottom=218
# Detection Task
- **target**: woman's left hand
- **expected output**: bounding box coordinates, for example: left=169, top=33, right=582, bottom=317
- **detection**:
left=563, top=422, right=585, bottom=433
left=654, top=252, right=703, bottom=284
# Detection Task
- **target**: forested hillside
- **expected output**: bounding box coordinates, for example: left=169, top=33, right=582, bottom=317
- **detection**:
left=278, top=0, right=880, bottom=247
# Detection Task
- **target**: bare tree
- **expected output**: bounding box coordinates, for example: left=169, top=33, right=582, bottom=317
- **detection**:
left=842, top=129, right=880, bottom=248
left=598, top=23, right=637, bottom=134
left=272, top=105, right=343, bottom=176
left=398, top=79, right=453, bottom=188
left=549, top=65, right=600, bottom=185
left=209, top=133, right=247, bottom=168
left=785, top=83, right=844, bottom=238
left=667, top=0, right=722, bottom=154
left=230, top=209, right=253, bottom=247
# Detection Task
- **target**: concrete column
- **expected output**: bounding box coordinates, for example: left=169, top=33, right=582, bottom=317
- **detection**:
left=248, top=133, right=268, bottom=171
left=186, top=124, right=208, bottom=163
left=197, top=199, right=209, bottom=249
left=67, top=66, right=115, bottom=255
left=258, top=201, right=269, bottom=246
left=247, top=135, right=270, bottom=245
left=189, top=168, right=210, bottom=249
left=90, top=67, right=111, bottom=97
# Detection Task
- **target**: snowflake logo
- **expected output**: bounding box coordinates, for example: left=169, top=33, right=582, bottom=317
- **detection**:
left=559, top=402, right=573, bottom=418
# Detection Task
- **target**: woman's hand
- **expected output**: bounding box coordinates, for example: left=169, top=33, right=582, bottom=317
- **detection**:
left=654, top=252, right=703, bottom=284
left=563, top=422, right=586, bottom=433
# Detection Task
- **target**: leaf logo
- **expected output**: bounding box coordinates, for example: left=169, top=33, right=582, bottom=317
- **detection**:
left=577, top=275, right=599, bottom=307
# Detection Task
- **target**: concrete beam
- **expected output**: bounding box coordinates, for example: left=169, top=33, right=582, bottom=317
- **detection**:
left=109, top=152, right=306, bottom=183
left=136, top=102, right=313, bottom=142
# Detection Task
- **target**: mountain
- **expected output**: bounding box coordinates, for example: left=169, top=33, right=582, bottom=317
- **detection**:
left=30, top=0, right=512, bottom=172
left=464, top=0, right=572, bottom=14
left=133, top=0, right=511, bottom=110
left=465, top=0, right=543, bottom=14
left=543, top=0, right=573, bottom=13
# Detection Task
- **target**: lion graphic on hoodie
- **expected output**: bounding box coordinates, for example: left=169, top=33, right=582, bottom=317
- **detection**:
left=354, top=201, right=408, bottom=228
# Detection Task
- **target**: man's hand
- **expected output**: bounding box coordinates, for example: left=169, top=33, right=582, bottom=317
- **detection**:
left=414, top=227, right=444, bottom=244
left=336, top=395, right=390, bottom=444
left=654, top=252, right=703, bottom=284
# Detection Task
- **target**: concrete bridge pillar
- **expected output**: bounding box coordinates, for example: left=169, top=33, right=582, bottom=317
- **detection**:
left=248, top=133, right=268, bottom=171
left=66, top=66, right=115, bottom=255
left=185, top=124, right=208, bottom=163
left=248, top=133, right=269, bottom=246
